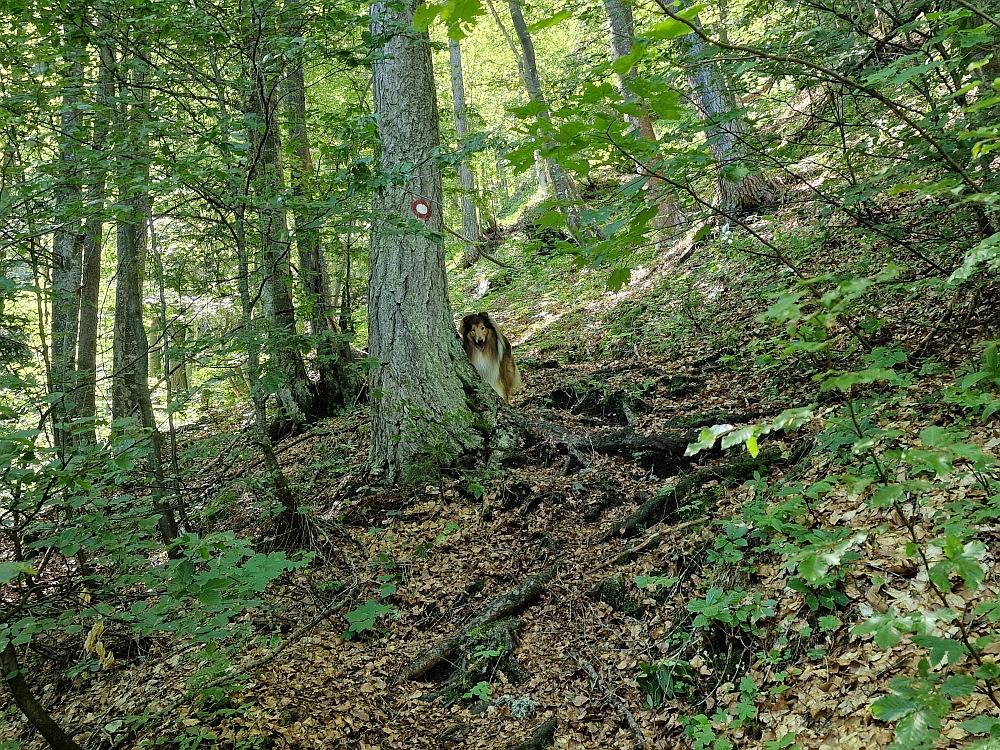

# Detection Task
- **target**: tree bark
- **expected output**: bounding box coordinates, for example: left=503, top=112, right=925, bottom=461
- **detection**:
left=76, top=13, right=115, bottom=444
left=1, top=643, right=85, bottom=750
left=676, top=21, right=777, bottom=214
left=448, top=38, right=481, bottom=267
left=247, top=47, right=315, bottom=427
left=110, top=66, right=178, bottom=547
left=50, top=18, right=85, bottom=453
left=281, top=61, right=355, bottom=412
left=369, top=0, right=489, bottom=483
left=506, top=0, right=576, bottom=210
left=604, top=0, right=685, bottom=233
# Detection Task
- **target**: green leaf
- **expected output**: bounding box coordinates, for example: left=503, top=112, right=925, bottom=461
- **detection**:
left=910, top=635, right=967, bottom=667
left=871, top=692, right=917, bottom=721
left=527, top=10, right=572, bottom=31
left=960, top=715, right=1000, bottom=735
left=0, top=562, right=35, bottom=584
left=820, top=367, right=901, bottom=392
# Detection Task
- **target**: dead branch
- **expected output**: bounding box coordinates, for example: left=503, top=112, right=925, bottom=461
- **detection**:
left=504, top=718, right=558, bottom=750
left=567, top=650, right=647, bottom=747
left=396, top=563, right=559, bottom=684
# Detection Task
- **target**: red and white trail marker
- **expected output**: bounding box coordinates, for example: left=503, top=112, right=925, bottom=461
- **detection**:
left=411, top=199, right=431, bottom=221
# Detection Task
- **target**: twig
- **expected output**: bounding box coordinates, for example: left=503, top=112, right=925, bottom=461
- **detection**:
left=567, top=650, right=648, bottom=747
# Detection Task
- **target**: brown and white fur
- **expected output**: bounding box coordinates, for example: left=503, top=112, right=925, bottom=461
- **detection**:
left=459, top=312, right=523, bottom=404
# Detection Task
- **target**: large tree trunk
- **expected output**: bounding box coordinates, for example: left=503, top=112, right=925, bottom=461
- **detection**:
left=506, top=0, right=576, bottom=210
left=369, top=0, right=488, bottom=483
left=677, top=22, right=777, bottom=214
left=50, top=19, right=85, bottom=453
left=448, top=38, right=481, bottom=267
left=281, top=61, right=355, bottom=412
left=247, top=53, right=315, bottom=427
left=604, top=0, right=685, bottom=233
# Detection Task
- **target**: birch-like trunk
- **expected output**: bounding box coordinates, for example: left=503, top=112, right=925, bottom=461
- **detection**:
left=604, top=0, right=685, bottom=233
left=50, top=20, right=85, bottom=452
left=369, top=0, right=486, bottom=483
left=448, top=39, right=481, bottom=267
left=678, top=24, right=776, bottom=214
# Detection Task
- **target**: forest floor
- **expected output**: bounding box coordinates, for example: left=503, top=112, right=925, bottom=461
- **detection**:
left=4, top=209, right=1000, bottom=750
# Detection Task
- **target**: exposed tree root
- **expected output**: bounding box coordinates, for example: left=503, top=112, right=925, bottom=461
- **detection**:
left=396, top=564, right=559, bottom=684
left=504, top=717, right=558, bottom=750
left=568, top=650, right=647, bottom=747
left=602, top=447, right=782, bottom=540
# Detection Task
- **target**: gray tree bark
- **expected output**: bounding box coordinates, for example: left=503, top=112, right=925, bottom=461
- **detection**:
left=677, top=22, right=777, bottom=214
left=76, top=12, right=115, bottom=444
left=369, top=0, right=487, bottom=483
left=50, top=19, right=85, bottom=452
left=506, top=0, right=576, bottom=209
left=448, top=38, right=481, bottom=267
left=110, top=65, right=178, bottom=547
left=604, top=0, right=685, bottom=233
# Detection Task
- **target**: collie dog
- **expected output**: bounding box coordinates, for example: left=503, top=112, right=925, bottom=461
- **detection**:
left=460, top=312, right=523, bottom=404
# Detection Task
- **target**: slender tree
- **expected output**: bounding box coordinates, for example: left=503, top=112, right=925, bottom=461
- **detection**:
left=49, top=15, right=85, bottom=452
left=368, top=0, right=490, bottom=482
left=246, top=22, right=315, bottom=427
left=674, top=15, right=777, bottom=214
left=448, top=38, right=481, bottom=266
left=505, top=0, right=577, bottom=209
left=604, top=0, right=685, bottom=233
left=282, top=52, right=356, bottom=410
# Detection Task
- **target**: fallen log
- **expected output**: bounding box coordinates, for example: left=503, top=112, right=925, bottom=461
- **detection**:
left=395, top=564, right=559, bottom=684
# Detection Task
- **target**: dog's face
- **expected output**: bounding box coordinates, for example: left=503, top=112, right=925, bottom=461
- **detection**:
left=464, top=317, right=492, bottom=352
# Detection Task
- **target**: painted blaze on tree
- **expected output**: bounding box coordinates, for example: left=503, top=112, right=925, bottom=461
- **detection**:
left=368, top=0, right=489, bottom=482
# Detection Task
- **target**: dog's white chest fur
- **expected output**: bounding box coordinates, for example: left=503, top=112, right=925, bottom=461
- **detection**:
left=468, top=345, right=505, bottom=399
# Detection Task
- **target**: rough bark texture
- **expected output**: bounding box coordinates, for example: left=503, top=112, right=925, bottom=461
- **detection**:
left=678, top=25, right=777, bottom=214
left=110, top=68, right=178, bottom=547
left=604, top=0, right=685, bottom=233
left=76, top=26, right=115, bottom=442
left=448, top=38, right=481, bottom=267
left=248, top=52, right=314, bottom=426
left=369, top=0, right=487, bottom=483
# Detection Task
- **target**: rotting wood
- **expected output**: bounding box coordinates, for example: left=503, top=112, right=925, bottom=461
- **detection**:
left=568, top=650, right=647, bottom=747
left=602, top=447, right=782, bottom=540
left=396, top=563, right=559, bottom=684
left=504, top=717, right=558, bottom=750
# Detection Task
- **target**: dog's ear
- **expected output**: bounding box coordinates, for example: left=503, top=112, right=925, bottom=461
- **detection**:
left=478, top=312, right=495, bottom=329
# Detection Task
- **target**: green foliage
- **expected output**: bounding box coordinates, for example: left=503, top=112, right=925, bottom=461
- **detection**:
left=342, top=600, right=398, bottom=640
left=637, top=659, right=692, bottom=706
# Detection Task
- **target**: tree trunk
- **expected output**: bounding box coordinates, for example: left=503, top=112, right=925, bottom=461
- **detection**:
left=506, top=0, right=576, bottom=210
left=50, top=19, right=85, bottom=453
left=677, top=22, right=777, bottom=214
left=281, top=61, right=355, bottom=411
left=369, top=0, right=488, bottom=483
left=1, top=643, right=85, bottom=750
left=110, top=67, right=178, bottom=547
left=448, top=38, right=481, bottom=267
left=76, top=15, right=115, bottom=444
left=247, top=52, right=315, bottom=426
left=604, top=0, right=685, bottom=233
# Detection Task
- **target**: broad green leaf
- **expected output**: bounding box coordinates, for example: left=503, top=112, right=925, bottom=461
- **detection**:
left=527, top=10, right=572, bottom=31
left=0, top=562, right=35, bottom=584
left=871, top=692, right=916, bottom=721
